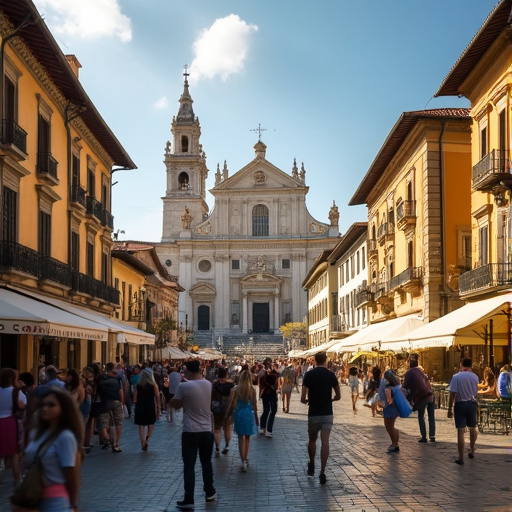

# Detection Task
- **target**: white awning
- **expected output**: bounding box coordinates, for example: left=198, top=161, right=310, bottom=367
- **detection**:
left=328, top=314, right=423, bottom=354
left=0, top=288, right=108, bottom=341
left=3, top=286, right=154, bottom=345
left=385, top=293, right=512, bottom=350
left=301, top=338, right=342, bottom=357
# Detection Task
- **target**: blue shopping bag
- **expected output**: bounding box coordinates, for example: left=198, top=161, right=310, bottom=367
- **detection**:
left=392, top=385, right=413, bottom=418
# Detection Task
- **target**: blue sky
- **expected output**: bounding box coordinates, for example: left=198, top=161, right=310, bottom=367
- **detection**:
left=34, top=0, right=499, bottom=242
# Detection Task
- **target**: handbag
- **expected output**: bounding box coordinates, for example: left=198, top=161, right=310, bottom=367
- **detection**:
left=10, top=434, right=57, bottom=509
left=392, top=385, right=413, bottom=418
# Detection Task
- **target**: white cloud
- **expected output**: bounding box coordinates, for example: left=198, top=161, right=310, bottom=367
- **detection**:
left=34, top=0, right=132, bottom=42
left=154, top=97, right=169, bottom=110
left=189, top=14, right=258, bottom=83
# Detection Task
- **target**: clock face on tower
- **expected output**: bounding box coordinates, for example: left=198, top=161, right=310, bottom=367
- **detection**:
left=165, top=259, right=172, bottom=267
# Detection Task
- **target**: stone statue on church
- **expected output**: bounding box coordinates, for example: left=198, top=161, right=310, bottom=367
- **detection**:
left=329, top=201, right=339, bottom=226
left=181, top=206, right=192, bottom=229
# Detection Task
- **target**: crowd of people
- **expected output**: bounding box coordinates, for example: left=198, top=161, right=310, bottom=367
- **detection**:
left=0, top=353, right=510, bottom=511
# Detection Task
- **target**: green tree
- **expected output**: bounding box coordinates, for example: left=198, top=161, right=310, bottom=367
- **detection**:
left=280, top=321, right=307, bottom=349
left=148, top=317, right=176, bottom=348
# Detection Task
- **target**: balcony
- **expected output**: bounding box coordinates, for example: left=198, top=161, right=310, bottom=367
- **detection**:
left=37, top=152, right=58, bottom=183
left=390, top=267, right=423, bottom=293
left=331, top=315, right=346, bottom=332
left=70, top=186, right=87, bottom=208
left=1, top=120, right=28, bottom=160
left=367, top=239, right=378, bottom=261
left=458, top=263, right=512, bottom=296
left=355, top=287, right=375, bottom=307
left=0, top=241, right=119, bottom=305
left=86, top=196, right=113, bottom=228
left=396, top=200, right=416, bottom=231
left=377, top=222, right=394, bottom=246
left=472, top=149, right=511, bottom=191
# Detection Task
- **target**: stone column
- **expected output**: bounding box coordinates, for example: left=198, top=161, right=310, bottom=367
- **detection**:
left=274, top=293, right=280, bottom=330
left=242, top=292, right=248, bottom=333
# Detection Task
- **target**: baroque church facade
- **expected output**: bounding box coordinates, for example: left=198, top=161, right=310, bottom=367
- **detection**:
left=156, top=74, right=340, bottom=345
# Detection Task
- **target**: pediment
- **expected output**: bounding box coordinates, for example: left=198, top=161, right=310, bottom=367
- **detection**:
left=240, top=272, right=282, bottom=290
left=211, top=158, right=305, bottom=193
left=189, top=282, right=216, bottom=298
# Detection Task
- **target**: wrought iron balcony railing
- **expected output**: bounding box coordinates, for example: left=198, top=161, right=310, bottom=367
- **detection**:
left=355, top=288, right=374, bottom=307
left=331, top=315, right=346, bottom=332
left=1, top=119, right=27, bottom=154
left=458, top=262, right=512, bottom=295
left=0, top=241, right=119, bottom=304
left=70, top=186, right=87, bottom=207
left=37, top=152, right=58, bottom=179
left=377, top=222, right=394, bottom=243
left=86, top=196, right=113, bottom=228
left=396, top=200, right=416, bottom=230
left=389, top=266, right=422, bottom=290
left=472, top=149, right=511, bottom=191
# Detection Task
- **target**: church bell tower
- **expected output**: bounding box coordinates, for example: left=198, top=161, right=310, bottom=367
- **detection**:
left=162, top=68, right=209, bottom=241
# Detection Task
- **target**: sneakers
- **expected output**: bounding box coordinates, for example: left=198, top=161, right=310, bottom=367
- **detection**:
left=319, top=473, right=327, bottom=485
left=265, top=431, right=273, bottom=438
left=112, top=446, right=122, bottom=453
left=418, top=438, right=428, bottom=443
left=307, top=461, right=315, bottom=476
left=215, top=449, right=220, bottom=458
left=176, top=498, right=195, bottom=510
left=387, top=445, right=399, bottom=453
left=205, top=491, right=217, bottom=502
left=429, top=438, right=436, bottom=443
left=259, top=428, right=266, bottom=435
left=221, top=447, right=229, bottom=455
left=241, top=460, right=249, bottom=473
left=101, top=441, right=111, bottom=450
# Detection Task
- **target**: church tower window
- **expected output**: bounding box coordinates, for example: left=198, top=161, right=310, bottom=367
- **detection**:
left=178, top=172, right=189, bottom=190
left=181, top=135, right=189, bottom=153
left=252, top=204, right=269, bottom=236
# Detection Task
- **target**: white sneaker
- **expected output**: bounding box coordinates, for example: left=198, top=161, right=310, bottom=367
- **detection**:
left=243, top=460, right=249, bottom=472
left=259, top=428, right=265, bottom=435
left=265, top=431, right=273, bottom=438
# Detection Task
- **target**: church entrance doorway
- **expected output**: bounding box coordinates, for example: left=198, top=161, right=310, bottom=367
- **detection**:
left=198, top=305, right=210, bottom=331
left=252, top=302, right=269, bottom=333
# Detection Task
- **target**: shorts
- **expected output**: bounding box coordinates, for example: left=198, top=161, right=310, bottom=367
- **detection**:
left=383, top=403, right=399, bottom=419
left=100, top=401, right=124, bottom=427
left=350, top=385, right=359, bottom=394
left=454, top=401, right=477, bottom=429
left=166, top=393, right=175, bottom=404
left=308, top=415, right=333, bottom=438
left=213, top=413, right=231, bottom=430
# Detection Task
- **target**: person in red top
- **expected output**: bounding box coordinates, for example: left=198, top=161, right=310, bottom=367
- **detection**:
left=300, top=352, right=340, bottom=485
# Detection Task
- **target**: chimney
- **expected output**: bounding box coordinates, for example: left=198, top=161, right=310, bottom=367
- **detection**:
left=65, top=55, right=82, bottom=79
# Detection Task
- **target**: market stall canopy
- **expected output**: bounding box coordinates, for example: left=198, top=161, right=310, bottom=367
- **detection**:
left=155, top=346, right=188, bottom=360
left=0, top=288, right=108, bottom=341
left=3, top=286, right=154, bottom=345
left=196, top=349, right=223, bottom=360
left=300, top=338, right=342, bottom=357
left=385, top=293, right=512, bottom=350
left=349, top=351, right=380, bottom=363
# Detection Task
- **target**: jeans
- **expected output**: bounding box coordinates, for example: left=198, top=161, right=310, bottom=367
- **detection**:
left=182, top=431, right=215, bottom=500
left=260, top=395, right=277, bottom=433
left=416, top=399, right=436, bottom=439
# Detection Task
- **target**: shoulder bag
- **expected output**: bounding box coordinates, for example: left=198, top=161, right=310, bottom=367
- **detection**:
left=10, top=434, right=57, bottom=509
left=392, top=385, right=413, bottom=418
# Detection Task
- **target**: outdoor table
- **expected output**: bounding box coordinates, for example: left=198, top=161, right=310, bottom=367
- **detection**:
left=477, top=397, right=511, bottom=435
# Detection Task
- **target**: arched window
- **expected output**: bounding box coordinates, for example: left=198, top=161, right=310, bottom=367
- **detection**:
left=178, top=172, right=189, bottom=190
left=252, top=204, right=269, bottom=236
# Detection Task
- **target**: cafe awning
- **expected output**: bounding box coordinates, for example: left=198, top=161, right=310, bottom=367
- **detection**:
left=0, top=288, right=108, bottom=341
left=328, top=314, right=423, bottom=354
left=3, top=286, right=154, bottom=345
left=386, top=293, right=512, bottom=350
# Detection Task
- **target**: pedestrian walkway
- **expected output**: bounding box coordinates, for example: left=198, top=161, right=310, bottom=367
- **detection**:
left=1, top=385, right=511, bottom=511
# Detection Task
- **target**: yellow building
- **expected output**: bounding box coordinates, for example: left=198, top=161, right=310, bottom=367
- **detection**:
left=0, top=0, right=152, bottom=373
left=112, top=242, right=183, bottom=363
left=435, top=0, right=512, bottom=369
left=348, top=110, right=472, bottom=379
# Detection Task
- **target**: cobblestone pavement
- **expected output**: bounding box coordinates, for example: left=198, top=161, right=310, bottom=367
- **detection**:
left=1, top=385, right=511, bottom=512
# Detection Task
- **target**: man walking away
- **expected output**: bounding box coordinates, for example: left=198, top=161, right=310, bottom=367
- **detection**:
left=170, top=360, right=216, bottom=510
left=447, top=358, right=479, bottom=465
left=403, top=356, right=436, bottom=442
left=301, top=352, right=341, bottom=485
left=98, top=362, right=124, bottom=453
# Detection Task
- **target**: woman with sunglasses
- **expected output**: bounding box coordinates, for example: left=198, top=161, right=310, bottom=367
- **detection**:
left=22, top=387, right=83, bottom=511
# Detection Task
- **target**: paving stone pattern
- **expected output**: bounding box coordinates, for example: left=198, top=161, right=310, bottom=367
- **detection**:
left=1, top=385, right=511, bottom=512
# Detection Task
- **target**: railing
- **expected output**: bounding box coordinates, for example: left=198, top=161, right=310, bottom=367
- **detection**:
left=331, top=315, right=346, bottom=332
left=1, top=119, right=27, bottom=154
left=472, top=149, right=510, bottom=189
left=459, top=262, right=512, bottom=294
left=355, top=288, right=374, bottom=307
left=86, top=196, right=113, bottom=227
left=37, top=152, right=58, bottom=179
left=371, top=280, right=389, bottom=299
left=367, top=239, right=377, bottom=254
left=390, top=267, right=423, bottom=290
left=396, top=200, right=416, bottom=221
left=70, top=186, right=87, bottom=207
left=377, top=222, right=394, bottom=240
left=0, top=241, right=119, bottom=304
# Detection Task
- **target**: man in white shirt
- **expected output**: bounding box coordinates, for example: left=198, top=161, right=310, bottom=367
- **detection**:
left=170, top=360, right=216, bottom=510
left=447, top=358, right=479, bottom=465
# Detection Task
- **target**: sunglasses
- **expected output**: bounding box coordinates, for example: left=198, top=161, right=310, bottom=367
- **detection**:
left=41, top=402, right=58, bottom=408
